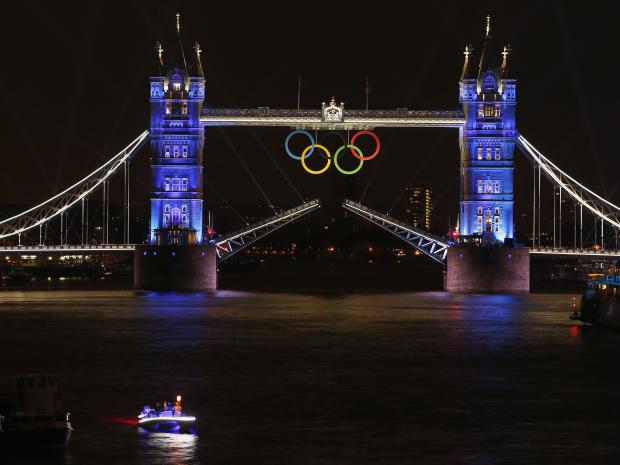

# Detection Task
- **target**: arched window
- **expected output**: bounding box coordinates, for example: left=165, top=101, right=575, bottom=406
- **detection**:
left=483, top=74, right=497, bottom=93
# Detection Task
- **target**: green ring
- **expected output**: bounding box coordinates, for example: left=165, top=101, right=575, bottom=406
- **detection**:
left=334, top=145, right=364, bottom=175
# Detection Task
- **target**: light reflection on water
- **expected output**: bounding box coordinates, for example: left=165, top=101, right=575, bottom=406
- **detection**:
left=137, top=432, right=199, bottom=465
left=1, top=289, right=619, bottom=464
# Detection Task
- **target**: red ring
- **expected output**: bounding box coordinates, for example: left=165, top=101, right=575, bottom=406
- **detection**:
left=350, top=131, right=380, bottom=160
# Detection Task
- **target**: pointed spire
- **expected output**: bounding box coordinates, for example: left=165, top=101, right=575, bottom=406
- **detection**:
left=154, top=41, right=165, bottom=75
left=460, top=44, right=475, bottom=80
left=500, top=44, right=512, bottom=77
left=169, top=12, right=188, bottom=74
left=193, top=42, right=205, bottom=77
left=477, top=14, right=494, bottom=91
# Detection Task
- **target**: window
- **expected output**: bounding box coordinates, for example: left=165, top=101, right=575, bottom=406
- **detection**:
left=173, top=146, right=179, bottom=158
left=494, top=207, right=500, bottom=215
left=494, top=148, right=501, bottom=160
left=164, top=214, right=170, bottom=225
left=494, top=225, right=500, bottom=232
left=172, top=82, right=181, bottom=91
left=171, top=207, right=181, bottom=226
left=494, top=180, right=501, bottom=193
left=181, top=205, right=187, bottom=213
left=165, top=103, right=171, bottom=115
left=486, top=148, right=492, bottom=160
left=494, top=216, right=500, bottom=224
left=483, top=104, right=501, bottom=117
left=477, top=180, right=483, bottom=193
left=164, top=204, right=170, bottom=213
left=484, top=210, right=493, bottom=232
left=164, top=145, right=170, bottom=158
left=484, top=180, right=493, bottom=193
left=476, top=147, right=483, bottom=160
left=182, top=103, right=188, bottom=115
left=167, top=177, right=188, bottom=192
left=477, top=105, right=484, bottom=118
left=477, top=207, right=483, bottom=215
left=181, top=214, right=187, bottom=226
left=182, top=145, right=188, bottom=158
left=483, top=76, right=496, bottom=93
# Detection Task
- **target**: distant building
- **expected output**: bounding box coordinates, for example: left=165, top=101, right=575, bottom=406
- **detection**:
left=404, top=186, right=432, bottom=230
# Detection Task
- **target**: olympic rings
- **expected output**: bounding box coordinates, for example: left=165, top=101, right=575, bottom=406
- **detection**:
left=284, top=130, right=380, bottom=175
left=285, top=130, right=314, bottom=160
left=334, top=145, right=364, bottom=175
left=301, top=144, right=331, bottom=175
left=350, top=130, right=380, bottom=160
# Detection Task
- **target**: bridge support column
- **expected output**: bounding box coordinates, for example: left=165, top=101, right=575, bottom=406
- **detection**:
left=134, top=244, right=217, bottom=291
left=445, top=247, right=530, bottom=293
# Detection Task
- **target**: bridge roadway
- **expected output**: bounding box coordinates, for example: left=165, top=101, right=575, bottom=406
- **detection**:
left=2, top=244, right=620, bottom=258
left=200, top=108, right=465, bottom=130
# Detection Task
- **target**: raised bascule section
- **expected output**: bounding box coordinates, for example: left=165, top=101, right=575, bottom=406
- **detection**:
left=5, top=14, right=620, bottom=292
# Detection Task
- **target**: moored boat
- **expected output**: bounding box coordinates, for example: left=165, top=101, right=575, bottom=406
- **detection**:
left=0, top=375, right=73, bottom=447
left=571, top=276, right=620, bottom=330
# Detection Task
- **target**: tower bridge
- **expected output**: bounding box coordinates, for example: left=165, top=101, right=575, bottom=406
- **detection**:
left=2, top=14, right=619, bottom=292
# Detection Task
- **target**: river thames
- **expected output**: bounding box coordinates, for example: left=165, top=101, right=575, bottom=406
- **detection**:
left=1, top=288, right=619, bottom=464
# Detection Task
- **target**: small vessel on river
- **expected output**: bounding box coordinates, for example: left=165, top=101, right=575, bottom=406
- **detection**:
left=571, top=276, right=620, bottom=330
left=137, top=395, right=195, bottom=432
left=0, top=374, right=72, bottom=447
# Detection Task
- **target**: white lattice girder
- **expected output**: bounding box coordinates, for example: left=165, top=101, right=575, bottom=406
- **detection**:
left=342, top=199, right=451, bottom=264
left=214, top=199, right=321, bottom=263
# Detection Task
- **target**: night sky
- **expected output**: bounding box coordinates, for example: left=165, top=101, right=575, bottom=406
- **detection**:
left=2, top=1, right=618, bottom=233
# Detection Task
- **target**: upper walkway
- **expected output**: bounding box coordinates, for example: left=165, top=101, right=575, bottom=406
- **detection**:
left=200, top=108, right=465, bottom=130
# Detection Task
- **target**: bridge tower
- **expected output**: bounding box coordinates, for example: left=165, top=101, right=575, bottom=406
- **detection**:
left=446, top=16, right=529, bottom=292
left=135, top=13, right=217, bottom=291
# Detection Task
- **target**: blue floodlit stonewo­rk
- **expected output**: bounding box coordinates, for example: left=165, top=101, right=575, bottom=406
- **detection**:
left=446, top=16, right=530, bottom=292
left=134, top=14, right=217, bottom=291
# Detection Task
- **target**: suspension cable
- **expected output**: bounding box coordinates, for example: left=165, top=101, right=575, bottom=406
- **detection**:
left=250, top=130, right=304, bottom=203
left=218, top=128, right=277, bottom=214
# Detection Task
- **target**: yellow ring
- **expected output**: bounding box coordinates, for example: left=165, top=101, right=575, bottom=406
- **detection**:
left=301, top=144, right=331, bottom=175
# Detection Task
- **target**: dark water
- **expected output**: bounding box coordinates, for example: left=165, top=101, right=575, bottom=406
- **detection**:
left=1, top=289, right=619, bottom=465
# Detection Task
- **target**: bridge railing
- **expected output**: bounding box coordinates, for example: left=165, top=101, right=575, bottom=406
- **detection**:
left=0, top=244, right=136, bottom=254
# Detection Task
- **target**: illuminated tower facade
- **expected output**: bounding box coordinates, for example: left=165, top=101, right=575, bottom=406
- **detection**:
left=458, top=16, right=516, bottom=244
left=148, top=14, right=205, bottom=245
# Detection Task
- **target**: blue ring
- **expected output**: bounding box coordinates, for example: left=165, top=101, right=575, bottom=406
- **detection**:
left=285, top=130, right=315, bottom=160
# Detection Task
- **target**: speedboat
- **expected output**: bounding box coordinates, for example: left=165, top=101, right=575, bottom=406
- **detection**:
left=137, top=396, right=196, bottom=432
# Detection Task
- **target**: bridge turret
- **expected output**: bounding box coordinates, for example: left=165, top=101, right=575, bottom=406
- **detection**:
left=458, top=15, right=516, bottom=244
left=148, top=13, right=206, bottom=245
